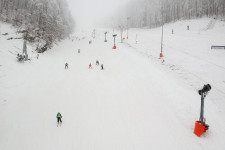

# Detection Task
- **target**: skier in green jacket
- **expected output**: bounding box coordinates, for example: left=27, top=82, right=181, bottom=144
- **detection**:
left=56, top=112, right=62, bottom=127
left=65, top=63, right=68, bottom=69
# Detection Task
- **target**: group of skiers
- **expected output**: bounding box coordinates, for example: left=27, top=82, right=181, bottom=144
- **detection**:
left=64, top=61, right=104, bottom=70
left=89, top=60, right=103, bottom=70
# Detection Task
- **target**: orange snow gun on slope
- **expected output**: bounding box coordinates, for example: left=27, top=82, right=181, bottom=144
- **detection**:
left=194, top=84, right=211, bottom=137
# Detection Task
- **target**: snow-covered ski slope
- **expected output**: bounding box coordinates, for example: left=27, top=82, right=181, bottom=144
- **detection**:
left=0, top=18, right=225, bottom=150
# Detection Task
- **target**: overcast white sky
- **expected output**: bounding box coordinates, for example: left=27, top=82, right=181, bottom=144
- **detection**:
left=66, top=0, right=130, bottom=28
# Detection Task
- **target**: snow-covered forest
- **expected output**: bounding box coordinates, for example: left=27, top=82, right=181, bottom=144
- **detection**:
left=0, top=0, right=74, bottom=52
left=112, top=0, right=225, bottom=28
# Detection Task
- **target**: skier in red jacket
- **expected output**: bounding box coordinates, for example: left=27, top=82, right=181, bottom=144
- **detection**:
left=89, top=63, right=92, bottom=69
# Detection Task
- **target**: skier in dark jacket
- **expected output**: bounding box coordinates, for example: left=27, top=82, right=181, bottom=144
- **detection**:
left=65, top=63, right=68, bottom=69
left=56, top=112, right=62, bottom=126
left=96, top=60, right=99, bottom=65
left=101, top=64, right=104, bottom=70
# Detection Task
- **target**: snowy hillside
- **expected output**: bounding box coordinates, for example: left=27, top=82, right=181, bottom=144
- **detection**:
left=125, top=18, right=225, bottom=117
left=0, top=18, right=225, bottom=150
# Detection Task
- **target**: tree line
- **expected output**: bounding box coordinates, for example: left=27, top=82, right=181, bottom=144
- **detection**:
left=0, top=0, right=75, bottom=52
left=112, top=0, right=225, bottom=28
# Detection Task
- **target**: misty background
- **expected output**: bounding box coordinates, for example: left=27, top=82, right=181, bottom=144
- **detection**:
left=67, top=0, right=130, bottom=28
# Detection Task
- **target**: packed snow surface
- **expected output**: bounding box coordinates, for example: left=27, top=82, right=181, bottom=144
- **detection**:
left=0, top=18, right=225, bottom=150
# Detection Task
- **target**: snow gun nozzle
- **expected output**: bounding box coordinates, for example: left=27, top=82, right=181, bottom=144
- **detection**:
left=198, top=84, right=211, bottom=96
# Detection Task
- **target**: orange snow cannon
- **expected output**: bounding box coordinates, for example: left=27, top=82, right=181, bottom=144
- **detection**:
left=194, top=84, right=211, bottom=137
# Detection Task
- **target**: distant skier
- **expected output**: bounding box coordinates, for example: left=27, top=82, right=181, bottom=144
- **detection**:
left=37, top=54, right=39, bottom=59
left=96, top=60, right=99, bottom=65
left=89, top=40, right=92, bottom=44
left=56, top=112, right=62, bottom=127
left=78, top=49, right=80, bottom=53
left=101, top=64, right=104, bottom=70
left=89, top=63, right=92, bottom=69
left=65, top=63, right=68, bottom=69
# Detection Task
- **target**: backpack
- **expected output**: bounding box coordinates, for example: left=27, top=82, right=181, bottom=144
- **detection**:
left=57, top=113, right=61, bottom=118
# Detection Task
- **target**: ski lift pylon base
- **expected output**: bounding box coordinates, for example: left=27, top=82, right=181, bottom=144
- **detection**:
left=194, top=121, right=209, bottom=137
left=159, top=53, right=163, bottom=58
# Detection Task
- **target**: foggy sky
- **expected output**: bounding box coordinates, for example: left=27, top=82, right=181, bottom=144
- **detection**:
left=66, top=0, right=129, bottom=28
